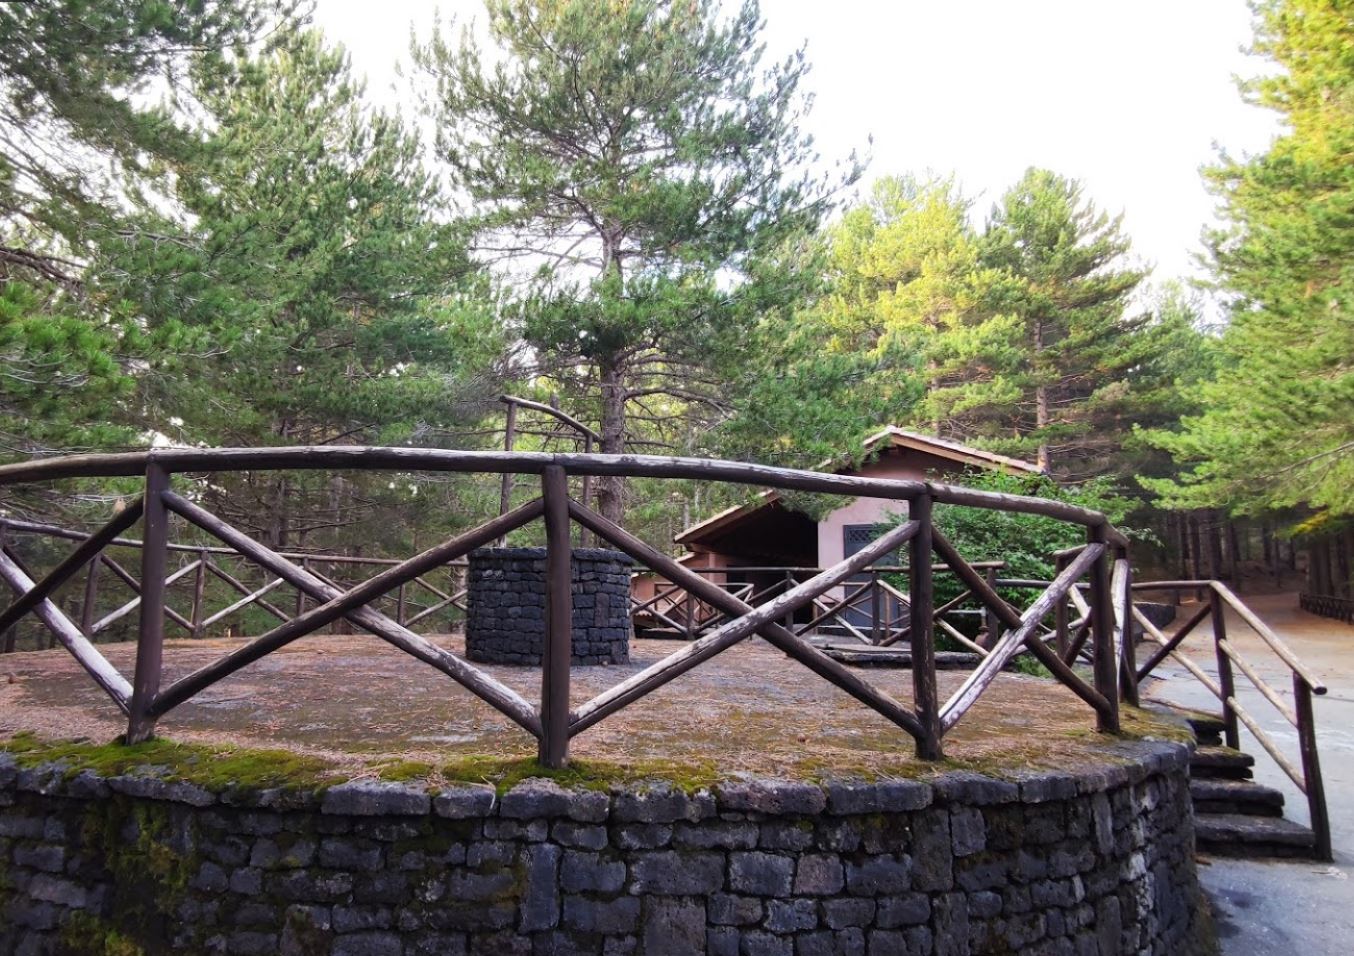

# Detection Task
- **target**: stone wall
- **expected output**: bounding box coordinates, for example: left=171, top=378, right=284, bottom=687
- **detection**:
left=0, top=738, right=1214, bottom=955
left=465, top=547, right=632, bottom=666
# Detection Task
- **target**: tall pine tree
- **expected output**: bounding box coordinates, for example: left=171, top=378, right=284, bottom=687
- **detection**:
left=1146, top=0, right=1354, bottom=524
left=107, top=31, right=499, bottom=550
left=415, top=0, right=853, bottom=524
left=972, top=168, right=1147, bottom=477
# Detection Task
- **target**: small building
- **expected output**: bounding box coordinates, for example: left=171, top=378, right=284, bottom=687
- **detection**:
left=632, top=427, right=1042, bottom=636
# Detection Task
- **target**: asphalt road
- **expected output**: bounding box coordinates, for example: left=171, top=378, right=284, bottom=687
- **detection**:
left=1144, top=593, right=1354, bottom=954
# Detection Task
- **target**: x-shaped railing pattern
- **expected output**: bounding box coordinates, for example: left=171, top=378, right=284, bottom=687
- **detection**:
left=0, top=449, right=1138, bottom=767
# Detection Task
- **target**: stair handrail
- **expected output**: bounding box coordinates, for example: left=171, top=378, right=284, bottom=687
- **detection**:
left=1132, top=580, right=1332, bottom=862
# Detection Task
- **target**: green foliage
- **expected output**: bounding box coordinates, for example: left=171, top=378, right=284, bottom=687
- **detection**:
left=967, top=168, right=1148, bottom=477
left=1145, top=0, right=1354, bottom=524
left=0, top=280, right=135, bottom=452
left=416, top=0, right=855, bottom=521
left=718, top=169, right=1157, bottom=486
left=0, top=0, right=301, bottom=281
left=101, top=29, right=502, bottom=550
left=929, top=470, right=1138, bottom=584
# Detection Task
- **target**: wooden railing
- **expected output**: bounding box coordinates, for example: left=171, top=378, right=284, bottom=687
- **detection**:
left=0, top=446, right=1134, bottom=768
left=1299, top=591, right=1354, bottom=624
left=1133, top=580, right=1332, bottom=862
left=0, top=516, right=468, bottom=649
left=633, top=562, right=1009, bottom=649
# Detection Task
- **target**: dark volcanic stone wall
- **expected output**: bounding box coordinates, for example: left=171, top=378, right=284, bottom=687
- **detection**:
left=465, top=547, right=632, bottom=666
left=0, top=739, right=1215, bottom=955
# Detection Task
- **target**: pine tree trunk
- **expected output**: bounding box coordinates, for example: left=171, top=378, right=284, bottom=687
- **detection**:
left=1034, top=320, right=1049, bottom=471
left=597, top=354, right=626, bottom=526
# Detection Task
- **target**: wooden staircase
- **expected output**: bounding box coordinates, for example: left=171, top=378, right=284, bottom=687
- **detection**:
left=1178, top=711, right=1319, bottom=859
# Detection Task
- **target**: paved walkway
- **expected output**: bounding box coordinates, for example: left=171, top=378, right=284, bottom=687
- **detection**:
left=1144, top=592, right=1354, bottom=953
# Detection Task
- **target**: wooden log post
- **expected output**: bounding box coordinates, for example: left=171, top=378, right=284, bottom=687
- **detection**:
left=80, top=555, right=101, bottom=638
left=579, top=436, right=594, bottom=547
left=983, top=565, right=1001, bottom=649
left=1117, top=546, right=1139, bottom=706
left=871, top=569, right=882, bottom=646
left=498, top=401, right=518, bottom=546
left=910, top=494, right=942, bottom=760
left=1294, top=675, right=1333, bottom=862
left=297, top=558, right=309, bottom=620
left=1053, top=552, right=1070, bottom=659
left=128, top=462, right=171, bottom=743
left=1210, top=587, right=1241, bottom=750
left=191, top=549, right=208, bottom=638
left=539, top=465, right=573, bottom=768
left=1087, top=524, right=1120, bottom=733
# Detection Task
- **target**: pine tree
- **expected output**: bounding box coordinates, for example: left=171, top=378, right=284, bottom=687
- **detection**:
left=106, top=31, right=499, bottom=550
left=972, top=168, right=1147, bottom=477
left=415, top=0, right=852, bottom=524
left=1146, top=0, right=1354, bottom=524
left=0, top=0, right=299, bottom=284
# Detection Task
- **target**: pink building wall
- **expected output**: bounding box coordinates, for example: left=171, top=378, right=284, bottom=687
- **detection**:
left=815, top=450, right=961, bottom=568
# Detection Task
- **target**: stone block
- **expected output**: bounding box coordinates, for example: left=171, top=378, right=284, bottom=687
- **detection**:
left=629, top=851, right=723, bottom=895
left=562, top=895, right=641, bottom=934
left=642, top=896, right=705, bottom=955
left=434, top=785, right=496, bottom=819
left=717, top=779, right=826, bottom=816
left=729, top=851, right=794, bottom=896
left=321, top=781, right=430, bottom=817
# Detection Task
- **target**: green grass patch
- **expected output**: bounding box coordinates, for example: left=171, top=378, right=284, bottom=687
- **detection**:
left=439, top=754, right=724, bottom=795
left=0, top=732, right=336, bottom=792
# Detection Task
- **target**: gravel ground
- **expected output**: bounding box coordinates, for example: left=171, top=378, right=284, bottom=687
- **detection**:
left=0, top=631, right=1141, bottom=781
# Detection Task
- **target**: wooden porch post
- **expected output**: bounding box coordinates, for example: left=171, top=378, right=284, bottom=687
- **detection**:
left=909, top=494, right=942, bottom=760
left=128, top=462, right=170, bottom=743
left=539, top=465, right=573, bottom=768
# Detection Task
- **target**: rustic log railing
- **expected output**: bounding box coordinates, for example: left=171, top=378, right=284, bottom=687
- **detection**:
left=633, top=562, right=1008, bottom=647
left=0, top=516, right=468, bottom=646
left=1130, top=580, right=1332, bottom=861
left=0, top=446, right=1133, bottom=767
left=1299, top=591, right=1354, bottom=624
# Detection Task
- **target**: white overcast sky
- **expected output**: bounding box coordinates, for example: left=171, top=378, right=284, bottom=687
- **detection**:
left=315, top=0, right=1281, bottom=296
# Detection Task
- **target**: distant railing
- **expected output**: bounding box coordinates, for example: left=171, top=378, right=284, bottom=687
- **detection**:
left=0, top=446, right=1132, bottom=769
left=0, top=516, right=468, bottom=648
left=1134, top=580, right=1331, bottom=862
left=632, top=563, right=1010, bottom=653
left=1299, top=592, right=1354, bottom=624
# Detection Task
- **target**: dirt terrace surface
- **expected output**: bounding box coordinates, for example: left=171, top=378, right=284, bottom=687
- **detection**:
left=0, top=633, right=1139, bottom=780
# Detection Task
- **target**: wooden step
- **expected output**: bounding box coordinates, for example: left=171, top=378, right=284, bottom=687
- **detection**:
left=1195, top=812, right=1316, bottom=859
left=815, top=645, right=982, bottom=670
left=1191, top=745, right=1254, bottom=780
left=1190, top=778, right=1284, bottom=817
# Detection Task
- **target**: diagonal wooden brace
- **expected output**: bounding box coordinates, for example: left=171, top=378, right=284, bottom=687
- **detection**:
left=0, top=499, right=145, bottom=636
left=568, top=501, right=924, bottom=741
left=159, top=492, right=543, bottom=736
left=0, top=548, right=132, bottom=712
left=938, top=544, right=1106, bottom=732
left=931, top=528, right=1109, bottom=718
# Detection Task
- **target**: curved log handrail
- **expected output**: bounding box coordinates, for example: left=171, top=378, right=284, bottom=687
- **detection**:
left=0, top=446, right=1126, bottom=539
left=0, top=444, right=1146, bottom=777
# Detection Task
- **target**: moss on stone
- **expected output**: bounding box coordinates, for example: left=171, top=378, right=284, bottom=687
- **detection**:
left=57, top=912, right=146, bottom=956
left=1, top=731, right=336, bottom=792
left=371, top=758, right=437, bottom=783
left=439, top=754, right=723, bottom=795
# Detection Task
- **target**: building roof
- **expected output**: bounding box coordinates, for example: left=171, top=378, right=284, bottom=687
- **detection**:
left=674, top=428, right=1041, bottom=547
left=859, top=426, right=1043, bottom=475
